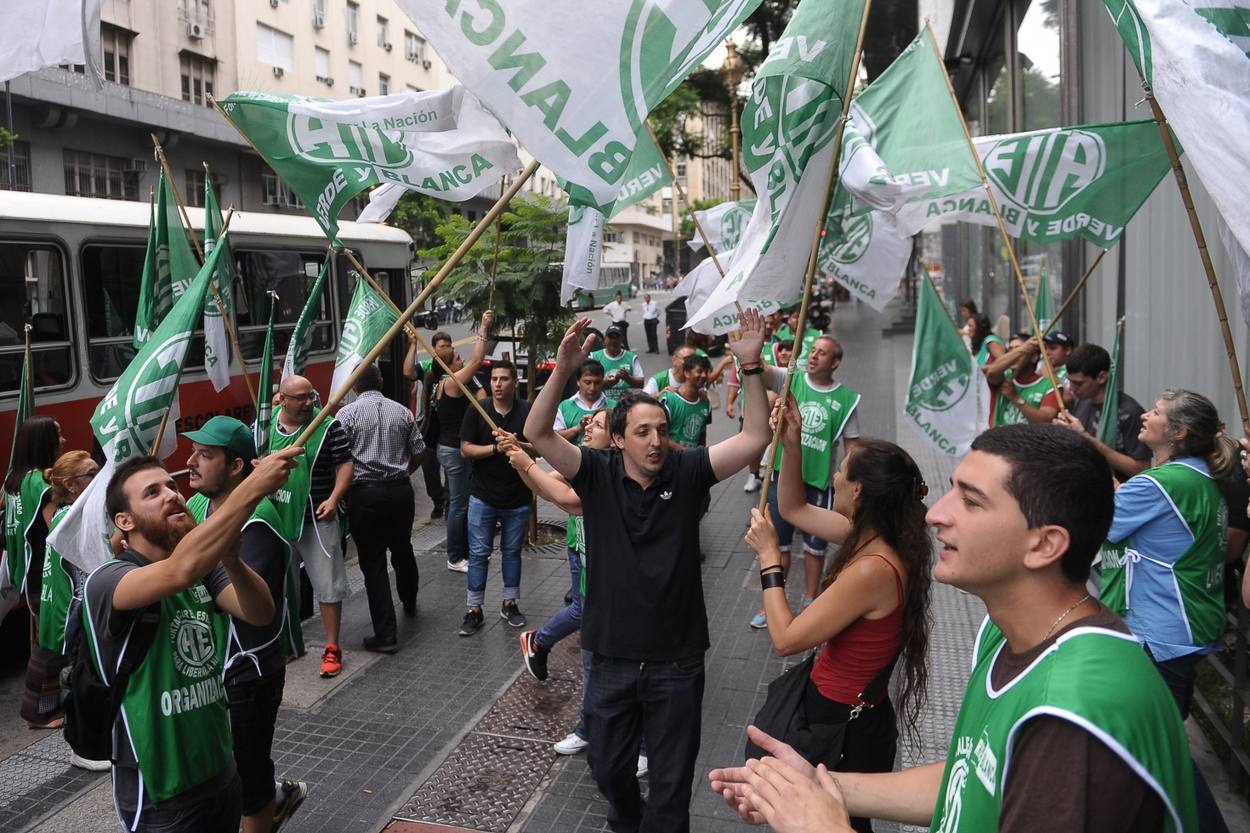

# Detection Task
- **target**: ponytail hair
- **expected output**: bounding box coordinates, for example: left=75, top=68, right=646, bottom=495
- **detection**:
left=44, top=450, right=91, bottom=506
left=1159, top=389, right=1237, bottom=480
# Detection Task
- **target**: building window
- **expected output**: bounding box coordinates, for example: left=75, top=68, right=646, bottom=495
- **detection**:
left=377, top=16, right=390, bottom=48
left=345, top=2, right=359, bottom=42
left=180, top=54, right=216, bottom=106
left=102, top=25, right=132, bottom=86
left=256, top=23, right=294, bottom=71
left=312, top=0, right=326, bottom=25
left=184, top=169, right=222, bottom=208
left=405, top=31, right=425, bottom=64
left=315, top=47, right=331, bottom=83
left=63, top=150, right=139, bottom=201
left=0, top=243, right=74, bottom=391
left=262, top=170, right=304, bottom=210
left=0, top=141, right=32, bottom=192
left=379, top=74, right=390, bottom=95
left=675, top=158, right=687, bottom=178
left=348, top=61, right=363, bottom=95
left=603, top=230, right=623, bottom=244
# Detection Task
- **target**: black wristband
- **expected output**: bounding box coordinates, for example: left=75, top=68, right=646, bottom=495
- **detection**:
left=741, top=364, right=764, bottom=376
left=760, top=571, right=786, bottom=591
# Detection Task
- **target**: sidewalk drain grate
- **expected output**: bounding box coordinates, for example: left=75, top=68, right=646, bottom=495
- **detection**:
left=476, top=678, right=582, bottom=742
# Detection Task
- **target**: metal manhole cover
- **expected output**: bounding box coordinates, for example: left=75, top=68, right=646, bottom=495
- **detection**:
left=394, top=734, right=553, bottom=833
left=476, top=677, right=582, bottom=742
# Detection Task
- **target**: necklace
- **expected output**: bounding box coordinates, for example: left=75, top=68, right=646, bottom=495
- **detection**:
left=1043, top=594, right=1091, bottom=641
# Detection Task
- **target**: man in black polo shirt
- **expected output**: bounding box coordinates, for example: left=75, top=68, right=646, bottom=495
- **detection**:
left=1053, top=342, right=1151, bottom=481
left=526, top=310, right=772, bottom=833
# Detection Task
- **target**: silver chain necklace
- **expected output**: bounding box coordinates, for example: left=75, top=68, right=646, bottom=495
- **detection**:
left=1043, top=594, right=1091, bottom=641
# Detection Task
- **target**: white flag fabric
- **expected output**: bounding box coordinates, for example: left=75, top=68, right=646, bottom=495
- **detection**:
left=357, top=183, right=406, bottom=224
left=405, top=0, right=763, bottom=211
left=819, top=202, right=913, bottom=312
left=673, top=249, right=790, bottom=336
left=687, top=200, right=756, bottom=253
left=561, top=205, right=606, bottom=304
left=0, top=0, right=102, bottom=85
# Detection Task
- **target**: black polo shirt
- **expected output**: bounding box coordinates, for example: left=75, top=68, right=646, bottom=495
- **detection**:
left=571, top=445, right=717, bottom=661
left=461, top=397, right=532, bottom=508
left=1071, top=391, right=1151, bottom=481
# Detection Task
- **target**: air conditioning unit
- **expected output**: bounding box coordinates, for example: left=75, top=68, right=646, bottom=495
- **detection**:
left=187, top=22, right=205, bottom=40
left=422, top=59, right=431, bottom=70
left=325, top=77, right=334, bottom=87
left=383, top=42, right=392, bottom=52
left=273, top=66, right=284, bottom=78
left=313, top=11, right=325, bottom=28
left=349, top=85, right=364, bottom=96
left=269, top=0, right=279, bottom=7
left=348, top=31, right=358, bottom=45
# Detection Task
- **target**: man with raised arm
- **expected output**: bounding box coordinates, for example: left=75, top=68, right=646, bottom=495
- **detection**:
left=525, top=309, right=773, bottom=833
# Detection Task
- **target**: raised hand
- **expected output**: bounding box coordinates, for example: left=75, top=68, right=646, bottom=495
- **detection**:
left=478, top=309, right=495, bottom=339
left=556, top=318, right=597, bottom=373
left=249, top=444, right=303, bottom=494
left=744, top=508, right=781, bottom=566
left=727, top=307, right=766, bottom=366
left=776, top=394, right=802, bottom=450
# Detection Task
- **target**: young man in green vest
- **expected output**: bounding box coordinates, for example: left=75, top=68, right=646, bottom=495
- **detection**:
left=709, top=425, right=1198, bottom=833
left=644, top=345, right=695, bottom=395
left=658, top=354, right=713, bottom=450
left=984, top=333, right=1061, bottom=426
left=590, top=325, right=643, bottom=407
left=183, top=416, right=308, bottom=833
left=269, top=374, right=353, bottom=678
left=83, top=444, right=301, bottom=833
left=554, top=360, right=608, bottom=445
left=754, top=335, right=860, bottom=629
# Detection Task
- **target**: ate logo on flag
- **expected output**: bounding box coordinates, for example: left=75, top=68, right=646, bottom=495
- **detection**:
left=985, top=131, right=1107, bottom=216
left=827, top=213, right=874, bottom=266
left=290, top=117, right=418, bottom=170
left=720, top=208, right=748, bottom=249
left=97, top=331, right=193, bottom=460
left=910, top=353, right=972, bottom=413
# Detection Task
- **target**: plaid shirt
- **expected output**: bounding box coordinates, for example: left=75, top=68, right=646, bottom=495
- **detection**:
left=336, top=390, right=426, bottom=484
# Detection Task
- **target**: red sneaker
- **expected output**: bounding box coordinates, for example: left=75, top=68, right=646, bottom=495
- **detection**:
left=320, top=644, right=343, bottom=678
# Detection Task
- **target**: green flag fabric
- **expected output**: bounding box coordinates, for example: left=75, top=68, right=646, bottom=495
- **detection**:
left=1098, top=318, right=1125, bottom=447
left=905, top=272, right=990, bottom=456
left=254, top=294, right=277, bottom=457
left=1035, top=268, right=1055, bottom=331
left=219, top=87, right=519, bottom=243
left=202, top=171, right=235, bottom=392
left=7, top=328, right=34, bottom=471
left=686, top=0, right=867, bottom=331
left=134, top=173, right=199, bottom=349
left=330, top=272, right=399, bottom=397
left=282, top=259, right=331, bottom=382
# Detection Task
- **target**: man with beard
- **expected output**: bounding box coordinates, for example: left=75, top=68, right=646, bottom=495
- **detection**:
left=183, top=417, right=308, bottom=833
left=83, top=445, right=300, bottom=833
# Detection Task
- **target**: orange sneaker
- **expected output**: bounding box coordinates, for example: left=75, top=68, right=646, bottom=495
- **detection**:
left=320, top=644, right=342, bottom=678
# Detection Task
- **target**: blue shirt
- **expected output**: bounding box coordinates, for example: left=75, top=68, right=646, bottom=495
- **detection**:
left=1107, top=456, right=1220, bottom=660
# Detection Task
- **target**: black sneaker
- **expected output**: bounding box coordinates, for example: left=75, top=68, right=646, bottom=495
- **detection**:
left=459, top=607, right=485, bottom=636
left=271, top=779, right=308, bottom=832
left=500, top=600, right=527, bottom=628
left=362, top=634, right=399, bottom=654
left=430, top=499, right=446, bottom=520
left=519, top=630, right=549, bottom=681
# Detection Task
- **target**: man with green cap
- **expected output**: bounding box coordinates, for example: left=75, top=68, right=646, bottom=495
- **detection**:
left=183, top=416, right=308, bottom=833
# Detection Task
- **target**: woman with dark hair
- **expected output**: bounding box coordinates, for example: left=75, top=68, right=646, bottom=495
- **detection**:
left=969, top=313, right=1005, bottom=366
left=743, top=396, right=931, bottom=833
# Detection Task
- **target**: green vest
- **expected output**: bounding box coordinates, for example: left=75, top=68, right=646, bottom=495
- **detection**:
left=648, top=369, right=672, bottom=392
left=38, top=507, right=75, bottom=654
left=975, top=334, right=1005, bottom=366
left=590, top=348, right=637, bottom=406
left=658, top=389, right=711, bottom=448
left=96, top=565, right=233, bottom=804
left=557, top=395, right=604, bottom=446
left=1110, top=461, right=1226, bottom=648
left=992, top=374, right=1052, bottom=426
left=1095, top=541, right=1130, bottom=615
left=774, top=376, right=860, bottom=490
left=267, top=407, right=334, bottom=542
left=4, top=470, right=49, bottom=593
left=187, top=493, right=302, bottom=664
left=931, top=619, right=1197, bottom=833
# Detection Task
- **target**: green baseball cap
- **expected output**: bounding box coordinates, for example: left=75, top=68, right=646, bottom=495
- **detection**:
left=181, top=415, right=257, bottom=460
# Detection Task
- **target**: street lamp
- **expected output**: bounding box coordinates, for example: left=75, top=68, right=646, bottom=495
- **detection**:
left=720, top=39, right=746, bottom=202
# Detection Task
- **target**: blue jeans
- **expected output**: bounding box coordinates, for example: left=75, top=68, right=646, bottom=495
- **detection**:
left=536, top=548, right=583, bottom=649
left=767, top=474, right=833, bottom=555
left=437, top=444, right=471, bottom=564
left=466, top=496, right=529, bottom=607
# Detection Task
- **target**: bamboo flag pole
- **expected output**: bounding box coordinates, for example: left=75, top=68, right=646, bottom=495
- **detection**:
left=644, top=122, right=728, bottom=280
left=1042, top=247, right=1109, bottom=337
left=927, top=22, right=1067, bottom=415
left=342, top=248, right=500, bottom=431
left=1139, top=81, right=1250, bottom=433
left=290, top=160, right=541, bottom=447
left=755, top=0, right=874, bottom=513
left=487, top=175, right=506, bottom=310
left=150, top=136, right=257, bottom=404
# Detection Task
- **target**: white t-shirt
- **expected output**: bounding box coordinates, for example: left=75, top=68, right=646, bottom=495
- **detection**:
left=604, top=300, right=630, bottom=323
left=643, top=300, right=659, bottom=320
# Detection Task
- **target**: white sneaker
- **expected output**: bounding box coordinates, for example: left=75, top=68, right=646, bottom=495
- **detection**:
left=446, top=559, right=469, bottom=573
left=743, top=473, right=762, bottom=493
left=69, top=752, right=111, bottom=771
left=636, top=754, right=649, bottom=778
left=554, top=732, right=589, bottom=755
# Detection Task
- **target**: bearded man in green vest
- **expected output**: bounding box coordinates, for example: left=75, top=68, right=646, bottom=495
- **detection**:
left=183, top=417, right=309, bottom=833
left=710, top=425, right=1198, bottom=833
left=83, top=444, right=300, bottom=833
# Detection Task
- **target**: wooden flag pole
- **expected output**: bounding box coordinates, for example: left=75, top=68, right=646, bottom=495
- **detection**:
left=341, top=248, right=500, bottom=431
left=928, top=22, right=1067, bottom=415
left=644, top=122, right=728, bottom=280
left=756, top=0, right=874, bottom=513
left=291, top=160, right=541, bottom=447
left=1140, top=80, right=1250, bottom=433
left=1042, top=247, right=1109, bottom=337
left=487, top=175, right=505, bottom=310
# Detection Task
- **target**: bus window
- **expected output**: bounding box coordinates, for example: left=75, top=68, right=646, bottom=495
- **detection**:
left=81, top=243, right=207, bottom=381
left=0, top=242, right=74, bottom=394
left=234, top=250, right=332, bottom=361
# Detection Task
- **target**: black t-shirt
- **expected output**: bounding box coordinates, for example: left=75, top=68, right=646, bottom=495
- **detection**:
left=461, top=397, right=533, bottom=508
left=571, top=446, right=717, bottom=661
left=436, top=377, right=483, bottom=448
left=223, top=522, right=288, bottom=685
left=1072, top=391, right=1151, bottom=480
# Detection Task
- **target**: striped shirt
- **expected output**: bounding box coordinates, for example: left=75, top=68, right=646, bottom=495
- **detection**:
left=336, top=390, right=426, bottom=484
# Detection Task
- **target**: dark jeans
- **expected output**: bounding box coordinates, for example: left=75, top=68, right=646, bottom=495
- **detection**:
left=129, top=774, right=242, bottom=833
left=226, top=670, right=286, bottom=816
left=644, top=318, right=659, bottom=352
left=466, top=497, right=529, bottom=606
left=348, top=479, right=418, bottom=641
left=437, top=444, right=470, bottom=564
left=587, top=653, right=704, bottom=833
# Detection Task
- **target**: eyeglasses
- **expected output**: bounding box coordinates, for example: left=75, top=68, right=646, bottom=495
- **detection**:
left=283, top=392, right=315, bottom=402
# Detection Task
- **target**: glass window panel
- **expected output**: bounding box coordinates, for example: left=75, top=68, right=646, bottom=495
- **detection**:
left=0, top=243, right=73, bottom=392
left=1017, top=0, right=1062, bottom=131
left=234, top=250, right=331, bottom=360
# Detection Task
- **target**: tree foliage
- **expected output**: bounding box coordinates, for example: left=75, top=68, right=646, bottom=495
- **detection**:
left=387, top=191, right=453, bottom=250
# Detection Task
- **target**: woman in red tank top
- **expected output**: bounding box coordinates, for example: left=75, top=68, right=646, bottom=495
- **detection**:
left=743, top=397, right=933, bottom=833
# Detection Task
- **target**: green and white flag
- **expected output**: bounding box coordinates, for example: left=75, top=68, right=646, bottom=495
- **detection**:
left=818, top=190, right=914, bottom=312
left=330, top=272, right=399, bottom=397
left=1034, top=267, right=1056, bottom=331
left=51, top=239, right=227, bottom=573
left=688, top=199, right=756, bottom=253
left=202, top=170, right=236, bottom=392
left=905, top=272, right=990, bottom=457
left=1098, top=318, right=1125, bottom=447
left=6, top=327, right=34, bottom=472
left=219, top=87, right=519, bottom=242
left=405, top=0, right=762, bottom=211
left=673, top=249, right=791, bottom=335
left=134, top=171, right=199, bottom=348
left=254, top=294, right=277, bottom=457
left=282, top=259, right=331, bottom=381
left=894, top=120, right=1173, bottom=245
left=686, top=0, right=866, bottom=330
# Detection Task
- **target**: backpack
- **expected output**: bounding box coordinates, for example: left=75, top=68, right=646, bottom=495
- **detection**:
left=61, top=553, right=160, bottom=763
